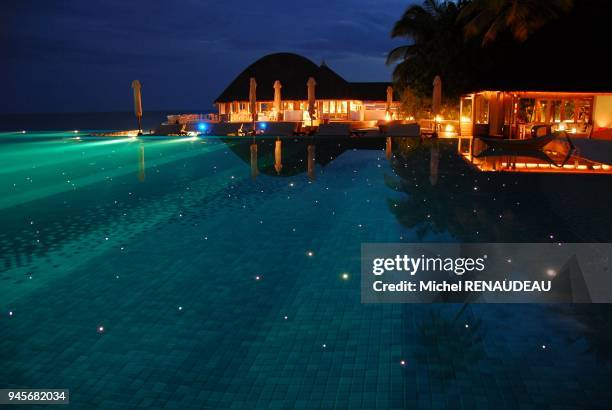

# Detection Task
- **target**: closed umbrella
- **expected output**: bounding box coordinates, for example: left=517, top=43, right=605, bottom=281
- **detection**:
left=386, top=86, right=393, bottom=117
left=131, top=80, right=143, bottom=134
left=273, top=80, right=282, bottom=120
left=307, top=77, right=316, bottom=126
left=432, top=76, right=442, bottom=116
left=432, top=76, right=442, bottom=136
left=249, top=77, right=257, bottom=127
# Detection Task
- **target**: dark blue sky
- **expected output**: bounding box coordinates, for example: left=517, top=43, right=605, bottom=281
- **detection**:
left=1, top=0, right=411, bottom=113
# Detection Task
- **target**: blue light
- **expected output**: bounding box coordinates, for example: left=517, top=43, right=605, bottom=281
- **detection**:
left=259, top=122, right=267, bottom=130
left=197, top=123, right=207, bottom=132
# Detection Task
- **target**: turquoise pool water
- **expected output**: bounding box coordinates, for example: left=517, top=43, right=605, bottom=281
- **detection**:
left=1, top=132, right=611, bottom=409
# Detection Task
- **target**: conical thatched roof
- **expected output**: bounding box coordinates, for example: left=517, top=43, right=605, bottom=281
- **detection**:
left=214, top=53, right=390, bottom=102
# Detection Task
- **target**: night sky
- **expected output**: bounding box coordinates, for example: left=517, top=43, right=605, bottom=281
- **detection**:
left=2, top=0, right=410, bottom=114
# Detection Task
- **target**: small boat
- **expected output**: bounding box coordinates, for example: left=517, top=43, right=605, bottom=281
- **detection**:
left=478, top=125, right=564, bottom=151
left=478, top=133, right=555, bottom=151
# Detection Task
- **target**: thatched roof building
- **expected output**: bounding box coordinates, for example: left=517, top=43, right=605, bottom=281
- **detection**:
left=214, top=53, right=399, bottom=122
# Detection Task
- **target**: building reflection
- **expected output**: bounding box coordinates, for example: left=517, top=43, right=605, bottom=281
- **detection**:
left=457, top=135, right=612, bottom=174
left=387, top=138, right=612, bottom=242
left=221, top=136, right=386, bottom=180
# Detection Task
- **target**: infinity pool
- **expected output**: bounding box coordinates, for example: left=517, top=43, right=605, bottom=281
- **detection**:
left=1, top=132, right=611, bottom=409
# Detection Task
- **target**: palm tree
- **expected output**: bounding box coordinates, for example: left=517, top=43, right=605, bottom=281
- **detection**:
left=460, top=0, right=574, bottom=46
left=387, top=0, right=471, bottom=101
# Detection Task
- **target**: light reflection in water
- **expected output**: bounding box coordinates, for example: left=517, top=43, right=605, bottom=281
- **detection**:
left=307, top=144, right=315, bottom=181
left=250, top=142, right=259, bottom=179
left=138, top=144, right=145, bottom=182
left=274, top=139, right=283, bottom=174
left=458, top=135, right=612, bottom=174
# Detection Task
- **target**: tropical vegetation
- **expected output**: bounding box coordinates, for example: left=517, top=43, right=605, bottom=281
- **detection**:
left=387, top=0, right=584, bottom=116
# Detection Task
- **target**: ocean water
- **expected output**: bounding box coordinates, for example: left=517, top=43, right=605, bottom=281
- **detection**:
left=0, top=111, right=178, bottom=133
left=0, top=131, right=611, bottom=409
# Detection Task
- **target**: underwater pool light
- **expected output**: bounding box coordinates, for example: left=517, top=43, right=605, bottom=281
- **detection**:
left=259, top=122, right=267, bottom=130
left=198, top=123, right=207, bottom=132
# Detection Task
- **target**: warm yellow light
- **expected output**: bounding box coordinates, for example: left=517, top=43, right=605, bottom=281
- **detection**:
left=445, top=124, right=455, bottom=133
left=385, top=112, right=391, bottom=122
left=435, top=115, right=443, bottom=122
left=460, top=116, right=471, bottom=123
left=557, top=123, right=566, bottom=131
left=571, top=127, right=577, bottom=134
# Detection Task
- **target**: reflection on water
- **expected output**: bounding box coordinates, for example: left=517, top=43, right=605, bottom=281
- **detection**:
left=2, top=133, right=612, bottom=407
left=220, top=135, right=612, bottom=243
left=138, top=144, right=145, bottom=182
left=386, top=137, right=612, bottom=242
left=429, top=139, right=439, bottom=186
left=274, top=138, right=282, bottom=174
left=416, top=305, right=486, bottom=384
left=220, top=136, right=386, bottom=178
left=459, top=135, right=612, bottom=173
left=250, top=142, right=258, bottom=179
left=307, top=144, right=315, bottom=181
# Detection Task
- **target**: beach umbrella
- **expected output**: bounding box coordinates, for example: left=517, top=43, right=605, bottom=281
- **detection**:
left=432, top=76, right=442, bottom=117
left=249, top=77, right=257, bottom=125
left=307, top=77, right=317, bottom=125
left=273, top=80, right=282, bottom=119
left=432, top=76, right=442, bottom=136
left=386, top=86, right=394, bottom=116
left=131, top=80, right=143, bottom=133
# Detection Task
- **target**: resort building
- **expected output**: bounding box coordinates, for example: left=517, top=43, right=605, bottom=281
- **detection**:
left=460, top=89, right=612, bottom=140
left=214, top=53, right=400, bottom=123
